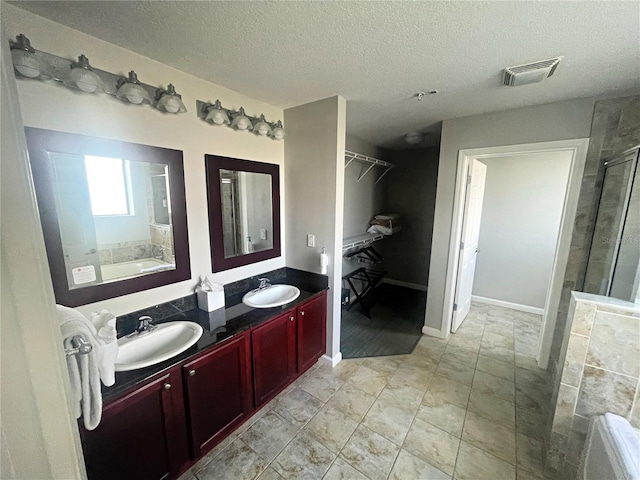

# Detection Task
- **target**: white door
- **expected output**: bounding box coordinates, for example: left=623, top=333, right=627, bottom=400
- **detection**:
left=452, top=159, right=487, bottom=332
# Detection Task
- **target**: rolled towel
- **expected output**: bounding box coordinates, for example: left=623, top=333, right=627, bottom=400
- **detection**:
left=91, top=310, right=119, bottom=387
left=57, top=305, right=103, bottom=430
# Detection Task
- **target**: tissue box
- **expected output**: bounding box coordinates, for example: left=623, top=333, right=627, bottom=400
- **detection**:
left=197, top=289, right=225, bottom=312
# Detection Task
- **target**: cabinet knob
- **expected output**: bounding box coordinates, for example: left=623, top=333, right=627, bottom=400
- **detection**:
left=163, top=383, right=172, bottom=390
left=188, top=369, right=196, bottom=376
left=289, top=316, right=294, bottom=322
left=300, top=311, right=305, bottom=316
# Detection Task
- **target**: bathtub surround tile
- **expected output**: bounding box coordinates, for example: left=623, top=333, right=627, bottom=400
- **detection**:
left=561, top=334, right=589, bottom=387
left=272, top=388, right=323, bottom=427
left=403, top=418, right=460, bottom=475
left=586, top=311, right=640, bottom=378
left=388, top=449, right=450, bottom=480
left=271, top=430, right=335, bottom=479
left=454, top=441, right=516, bottom=480
left=550, top=384, right=578, bottom=437
left=570, top=301, right=596, bottom=336
left=339, top=424, right=400, bottom=480
left=576, top=365, right=636, bottom=418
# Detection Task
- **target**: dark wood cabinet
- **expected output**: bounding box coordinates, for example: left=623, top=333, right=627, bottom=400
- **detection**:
left=297, top=293, right=327, bottom=373
left=81, top=367, right=189, bottom=480
left=82, top=291, right=327, bottom=480
left=252, top=309, right=297, bottom=406
left=182, top=333, right=252, bottom=458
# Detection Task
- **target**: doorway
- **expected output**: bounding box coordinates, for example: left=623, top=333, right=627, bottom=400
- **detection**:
left=442, top=139, right=589, bottom=369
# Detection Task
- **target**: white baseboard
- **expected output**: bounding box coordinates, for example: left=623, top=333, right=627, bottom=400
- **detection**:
left=383, top=278, right=427, bottom=291
left=471, top=295, right=544, bottom=315
left=319, top=352, right=342, bottom=367
left=422, top=325, right=448, bottom=339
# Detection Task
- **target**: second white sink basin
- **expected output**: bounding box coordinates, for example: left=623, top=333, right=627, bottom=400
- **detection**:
left=115, top=321, right=203, bottom=372
left=242, top=284, right=301, bottom=308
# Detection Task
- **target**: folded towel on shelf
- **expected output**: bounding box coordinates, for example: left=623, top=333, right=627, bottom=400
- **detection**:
left=368, top=213, right=402, bottom=235
left=90, top=310, right=119, bottom=387
left=57, top=304, right=103, bottom=430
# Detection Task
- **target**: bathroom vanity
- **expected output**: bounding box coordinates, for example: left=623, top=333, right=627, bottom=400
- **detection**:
left=80, top=285, right=327, bottom=480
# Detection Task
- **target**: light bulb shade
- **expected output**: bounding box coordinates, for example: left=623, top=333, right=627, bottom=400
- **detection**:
left=404, top=132, right=424, bottom=145
left=11, top=49, right=50, bottom=79
left=253, top=115, right=272, bottom=136
left=117, top=81, right=151, bottom=105
left=271, top=121, right=285, bottom=140
left=67, top=67, right=105, bottom=93
left=156, top=85, right=186, bottom=113
left=231, top=108, right=253, bottom=131
left=205, top=108, right=230, bottom=125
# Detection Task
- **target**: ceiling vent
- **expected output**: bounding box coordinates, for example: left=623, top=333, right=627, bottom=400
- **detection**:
left=503, top=57, right=563, bottom=86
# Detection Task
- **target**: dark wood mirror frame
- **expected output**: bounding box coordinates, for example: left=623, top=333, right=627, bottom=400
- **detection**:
left=205, top=155, right=281, bottom=272
left=26, top=127, right=191, bottom=307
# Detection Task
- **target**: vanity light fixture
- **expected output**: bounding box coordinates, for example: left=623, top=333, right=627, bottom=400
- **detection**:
left=196, top=99, right=285, bottom=140
left=230, top=107, right=253, bottom=131
left=204, top=99, right=230, bottom=125
left=8, top=33, right=187, bottom=114
left=253, top=114, right=273, bottom=136
left=116, top=71, right=152, bottom=105
left=9, top=34, right=50, bottom=79
left=155, top=84, right=187, bottom=113
left=64, top=55, right=105, bottom=93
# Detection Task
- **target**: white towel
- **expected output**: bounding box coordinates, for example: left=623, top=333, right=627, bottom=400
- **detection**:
left=90, top=310, right=119, bottom=387
left=57, top=305, right=103, bottom=430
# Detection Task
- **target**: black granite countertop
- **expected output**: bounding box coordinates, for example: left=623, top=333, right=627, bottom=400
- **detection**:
left=102, top=281, right=327, bottom=402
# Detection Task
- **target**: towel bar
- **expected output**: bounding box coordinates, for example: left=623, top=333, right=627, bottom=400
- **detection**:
left=65, top=334, right=93, bottom=357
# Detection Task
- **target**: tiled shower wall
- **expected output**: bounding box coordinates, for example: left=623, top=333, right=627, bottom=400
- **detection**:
left=546, top=292, right=640, bottom=476
left=546, top=95, right=640, bottom=418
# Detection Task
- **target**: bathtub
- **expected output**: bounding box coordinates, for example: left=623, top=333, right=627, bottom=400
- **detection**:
left=101, top=258, right=175, bottom=282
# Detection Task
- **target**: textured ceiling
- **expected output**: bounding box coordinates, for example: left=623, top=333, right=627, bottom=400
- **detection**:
left=9, top=1, right=640, bottom=148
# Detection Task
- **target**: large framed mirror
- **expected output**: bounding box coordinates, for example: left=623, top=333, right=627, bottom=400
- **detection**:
left=205, top=155, right=280, bottom=272
left=26, top=127, right=191, bottom=306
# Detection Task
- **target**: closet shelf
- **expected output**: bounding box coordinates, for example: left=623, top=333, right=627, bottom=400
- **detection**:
left=344, top=150, right=395, bottom=184
left=342, top=233, right=385, bottom=251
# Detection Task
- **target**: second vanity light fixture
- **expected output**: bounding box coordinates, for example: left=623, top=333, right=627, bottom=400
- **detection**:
left=196, top=99, right=285, bottom=140
left=9, top=34, right=187, bottom=114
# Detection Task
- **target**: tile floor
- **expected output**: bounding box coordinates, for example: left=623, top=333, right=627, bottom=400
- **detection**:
left=180, top=303, right=559, bottom=480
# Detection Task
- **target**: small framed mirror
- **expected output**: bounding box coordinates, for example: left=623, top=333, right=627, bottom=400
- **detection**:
left=205, top=155, right=281, bottom=272
left=26, top=127, right=191, bottom=306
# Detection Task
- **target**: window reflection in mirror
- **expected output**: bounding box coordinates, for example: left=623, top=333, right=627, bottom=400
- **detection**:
left=206, top=155, right=280, bottom=272
left=26, top=127, right=190, bottom=307
left=46, top=152, right=176, bottom=289
left=220, top=169, right=273, bottom=258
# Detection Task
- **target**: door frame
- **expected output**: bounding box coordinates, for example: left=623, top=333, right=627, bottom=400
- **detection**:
left=439, top=139, right=588, bottom=369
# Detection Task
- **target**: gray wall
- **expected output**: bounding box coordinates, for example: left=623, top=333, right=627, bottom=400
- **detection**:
left=425, top=96, right=612, bottom=331
left=382, top=148, right=439, bottom=287
left=472, top=151, right=572, bottom=309
left=284, top=96, right=346, bottom=360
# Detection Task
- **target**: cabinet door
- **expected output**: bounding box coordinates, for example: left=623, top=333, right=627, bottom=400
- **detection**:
left=252, top=310, right=296, bottom=406
left=297, top=293, right=327, bottom=373
left=81, top=369, right=188, bottom=480
left=182, top=334, right=252, bottom=458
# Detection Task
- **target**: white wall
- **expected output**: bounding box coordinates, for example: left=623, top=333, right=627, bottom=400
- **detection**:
left=425, top=96, right=612, bottom=332
left=3, top=4, right=285, bottom=318
left=472, top=151, right=572, bottom=309
left=285, top=96, right=346, bottom=363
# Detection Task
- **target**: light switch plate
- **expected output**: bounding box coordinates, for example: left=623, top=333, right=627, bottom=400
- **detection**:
left=307, top=234, right=315, bottom=248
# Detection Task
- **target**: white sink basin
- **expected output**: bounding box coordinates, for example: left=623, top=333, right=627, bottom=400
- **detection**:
left=115, top=321, right=203, bottom=372
left=242, top=284, right=301, bottom=309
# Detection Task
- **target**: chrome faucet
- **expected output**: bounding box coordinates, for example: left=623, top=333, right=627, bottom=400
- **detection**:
left=129, top=315, right=157, bottom=337
left=257, top=278, right=271, bottom=290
